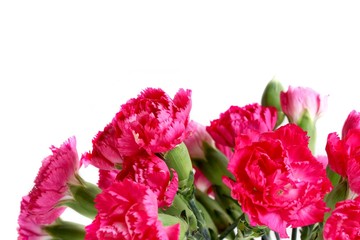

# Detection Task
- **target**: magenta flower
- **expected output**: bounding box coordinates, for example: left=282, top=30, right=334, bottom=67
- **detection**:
left=224, top=124, right=332, bottom=237
left=17, top=137, right=80, bottom=238
left=326, top=128, right=360, bottom=194
left=323, top=197, right=360, bottom=240
left=82, top=123, right=124, bottom=170
left=342, top=110, right=360, bottom=138
left=114, top=88, right=191, bottom=156
left=116, top=155, right=178, bottom=208
left=98, top=169, right=120, bottom=190
left=85, top=179, right=180, bottom=240
left=206, top=103, right=277, bottom=149
left=280, top=86, right=328, bottom=124
left=17, top=197, right=49, bottom=239
left=184, top=120, right=215, bottom=159
left=83, top=88, right=192, bottom=169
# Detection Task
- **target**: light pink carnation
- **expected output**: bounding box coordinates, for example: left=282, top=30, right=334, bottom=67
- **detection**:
left=184, top=120, right=215, bottom=159
left=280, top=86, right=327, bottom=124
left=224, top=124, right=332, bottom=237
left=17, top=137, right=80, bottom=238
left=323, top=197, right=360, bottom=240
left=85, top=179, right=180, bottom=240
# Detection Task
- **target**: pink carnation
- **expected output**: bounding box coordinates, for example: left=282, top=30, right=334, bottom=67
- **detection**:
left=17, top=137, right=80, bottom=238
left=342, top=110, right=360, bottom=138
left=85, top=179, right=180, bottom=240
left=114, top=88, right=191, bottom=157
left=98, top=169, right=120, bottom=190
left=83, top=88, right=192, bottom=169
left=323, top=197, right=360, bottom=240
left=224, top=124, right=332, bottom=238
left=184, top=120, right=215, bottom=159
left=326, top=128, right=360, bottom=194
left=82, top=123, right=124, bottom=170
left=280, top=86, right=328, bottom=124
left=17, top=197, right=48, bottom=239
left=116, top=155, right=178, bottom=208
left=206, top=103, right=277, bottom=151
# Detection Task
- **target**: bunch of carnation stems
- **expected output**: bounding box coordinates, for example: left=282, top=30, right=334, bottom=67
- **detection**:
left=17, top=79, right=359, bottom=240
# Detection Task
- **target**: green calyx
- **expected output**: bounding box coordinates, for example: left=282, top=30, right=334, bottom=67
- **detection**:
left=43, top=219, right=85, bottom=240
left=261, top=78, right=285, bottom=128
left=164, top=142, right=194, bottom=189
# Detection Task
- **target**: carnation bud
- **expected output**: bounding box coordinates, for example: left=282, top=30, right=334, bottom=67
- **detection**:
left=164, top=142, right=193, bottom=189
left=261, top=78, right=285, bottom=128
left=43, top=219, right=85, bottom=240
left=297, top=109, right=316, bottom=153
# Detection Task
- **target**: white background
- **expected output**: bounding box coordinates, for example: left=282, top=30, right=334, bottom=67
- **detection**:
left=1, top=1, right=360, bottom=239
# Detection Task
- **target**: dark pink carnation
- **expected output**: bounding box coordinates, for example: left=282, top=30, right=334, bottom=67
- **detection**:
left=342, top=110, right=360, bottom=139
left=85, top=179, right=180, bottom=240
left=206, top=103, right=277, bottom=150
left=114, top=88, right=191, bottom=157
left=224, top=124, right=332, bottom=237
left=82, top=123, right=124, bottom=170
left=98, top=169, right=120, bottom=190
left=323, top=197, right=360, bottom=240
left=17, top=137, right=80, bottom=238
left=280, top=86, right=327, bottom=124
left=326, top=129, right=360, bottom=194
left=83, top=88, right=192, bottom=169
left=116, top=155, right=178, bottom=208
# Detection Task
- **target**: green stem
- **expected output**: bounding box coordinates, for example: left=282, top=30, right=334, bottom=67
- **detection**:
left=189, top=198, right=211, bottom=240
left=291, top=228, right=297, bottom=240
left=218, top=214, right=242, bottom=240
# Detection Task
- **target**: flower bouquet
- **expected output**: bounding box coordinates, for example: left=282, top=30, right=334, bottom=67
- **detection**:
left=17, top=79, right=360, bottom=240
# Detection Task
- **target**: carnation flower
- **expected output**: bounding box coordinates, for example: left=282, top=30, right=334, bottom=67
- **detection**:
left=224, top=124, right=332, bottom=237
left=18, top=81, right=357, bottom=240
left=280, top=86, right=328, bottom=124
left=184, top=120, right=215, bottom=160
left=326, top=112, right=360, bottom=194
left=83, top=88, right=192, bottom=170
left=323, top=196, right=360, bottom=240
left=97, top=169, right=120, bottom=190
left=17, top=137, right=81, bottom=238
left=206, top=103, right=277, bottom=157
left=85, top=179, right=180, bottom=240
left=342, top=110, right=360, bottom=138
left=116, top=155, right=178, bottom=208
